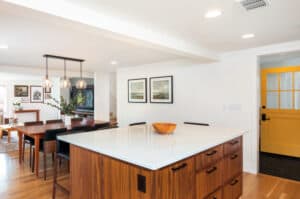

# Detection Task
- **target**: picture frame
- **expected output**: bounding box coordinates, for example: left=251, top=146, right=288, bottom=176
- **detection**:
left=128, top=78, right=147, bottom=103
left=14, top=85, right=29, bottom=97
left=150, top=76, right=173, bottom=104
left=44, top=87, right=52, bottom=93
left=30, top=85, right=44, bottom=103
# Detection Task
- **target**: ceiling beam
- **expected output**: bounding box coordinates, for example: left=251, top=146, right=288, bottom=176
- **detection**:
left=4, top=0, right=219, bottom=62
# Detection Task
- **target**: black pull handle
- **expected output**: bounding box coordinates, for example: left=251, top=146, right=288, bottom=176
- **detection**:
left=206, top=166, right=217, bottom=174
left=212, top=197, right=217, bottom=199
left=261, top=113, right=270, bottom=121
left=171, top=163, right=187, bottom=172
left=230, top=154, right=238, bottom=160
left=137, top=174, right=146, bottom=193
left=206, top=150, right=217, bottom=156
left=230, top=179, right=239, bottom=186
left=230, top=140, right=239, bottom=145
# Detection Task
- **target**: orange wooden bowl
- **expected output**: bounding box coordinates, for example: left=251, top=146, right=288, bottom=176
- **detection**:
left=152, top=123, right=177, bottom=135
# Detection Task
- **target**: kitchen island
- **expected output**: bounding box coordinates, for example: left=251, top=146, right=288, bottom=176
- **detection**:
left=58, top=124, right=245, bottom=199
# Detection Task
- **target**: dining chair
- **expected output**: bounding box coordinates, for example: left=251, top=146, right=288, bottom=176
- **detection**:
left=71, top=117, right=83, bottom=122
left=129, top=122, right=147, bottom=126
left=87, top=123, right=111, bottom=131
left=23, top=121, right=44, bottom=171
left=184, top=122, right=210, bottom=126
left=33, top=128, right=67, bottom=180
left=53, top=137, right=70, bottom=199
left=71, top=125, right=90, bottom=133
left=46, top=119, right=63, bottom=124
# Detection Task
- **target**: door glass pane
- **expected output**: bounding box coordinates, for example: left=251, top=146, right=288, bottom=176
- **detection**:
left=280, top=72, right=293, bottom=90
left=295, top=72, right=300, bottom=90
left=295, top=92, right=300, bottom=109
left=267, top=73, right=278, bottom=90
left=267, top=92, right=278, bottom=109
left=280, top=91, right=293, bottom=109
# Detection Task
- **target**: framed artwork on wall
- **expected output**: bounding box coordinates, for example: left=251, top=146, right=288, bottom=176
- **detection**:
left=44, top=87, right=52, bottom=93
left=128, top=78, right=147, bottom=103
left=14, top=85, right=29, bottom=97
left=30, top=85, right=44, bottom=103
left=150, top=76, right=173, bottom=104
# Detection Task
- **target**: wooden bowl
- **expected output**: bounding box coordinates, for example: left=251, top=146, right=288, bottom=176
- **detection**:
left=152, top=123, right=177, bottom=135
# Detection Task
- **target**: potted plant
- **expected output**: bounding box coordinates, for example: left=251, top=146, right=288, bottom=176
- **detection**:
left=13, top=99, right=22, bottom=111
left=46, top=93, right=85, bottom=125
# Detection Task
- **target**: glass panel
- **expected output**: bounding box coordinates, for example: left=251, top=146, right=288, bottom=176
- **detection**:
left=295, top=72, right=300, bottom=90
left=295, top=92, right=300, bottom=109
left=280, top=91, right=293, bottom=109
left=267, top=73, right=278, bottom=90
left=267, top=92, right=278, bottom=109
left=280, top=72, right=293, bottom=90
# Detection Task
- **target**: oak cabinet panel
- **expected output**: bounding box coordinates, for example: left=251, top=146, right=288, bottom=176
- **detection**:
left=224, top=149, right=243, bottom=183
left=223, top=175, right=242, bottom=199
left=196, top=145, right=224, bottom=171
left=205, top=189, right=223, bottom=199
left=196, top=160, right=223, bottom=199
left=224, top=137, right=242, bottom=156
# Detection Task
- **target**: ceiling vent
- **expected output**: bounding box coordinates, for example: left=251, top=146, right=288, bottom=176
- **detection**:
left=239, top=0, right=270, bottom=11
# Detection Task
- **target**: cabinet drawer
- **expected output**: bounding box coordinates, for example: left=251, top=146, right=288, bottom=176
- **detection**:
left=224, top=137, right=242, bottom=156
left=196, top=145, right=223, bottom=171
left=223, top=175, right=242, bottom=199
left=196, top=160, right=223, bottom=199
left=224, top=148, right=242, bottom=183
left=205, top=189, right=222, bottom=199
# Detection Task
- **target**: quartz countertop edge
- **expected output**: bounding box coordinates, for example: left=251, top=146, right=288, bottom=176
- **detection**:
left=58, top=125, right=246, bottom=170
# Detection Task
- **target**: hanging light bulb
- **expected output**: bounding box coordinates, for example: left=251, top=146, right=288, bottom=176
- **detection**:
left=76, top=61, right=87, bottom=89
left=43, top=56, right=52, bottom=89
left=61, top=59, right=71, bottom=88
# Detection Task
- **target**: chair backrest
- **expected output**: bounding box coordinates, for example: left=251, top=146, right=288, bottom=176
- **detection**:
left=87, top=123, right=111, bottom=132
left=129, top=122, right=146, bottom=126
left=71, top=117, right=83, bottom=122
left=24, top=121, right=44, bottom=126
left=71, top=125, right=90, bottom=133
left=44, top=128, right=67, bottom=141
left=184, top=122, right=209, bottom=126
left=46, top=119, right=63, bottom=124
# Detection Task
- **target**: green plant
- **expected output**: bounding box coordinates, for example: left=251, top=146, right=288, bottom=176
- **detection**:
left=46, top=93, right=85, bottom=115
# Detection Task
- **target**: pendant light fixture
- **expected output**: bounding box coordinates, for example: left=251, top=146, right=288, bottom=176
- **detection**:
left=76, top=61, right=87, bottom=89
left=61, top=59, right=71, bottom=88
left=42, top=56, right=52, bottom=89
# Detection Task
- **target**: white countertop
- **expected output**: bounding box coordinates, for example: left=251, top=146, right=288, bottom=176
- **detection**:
left=58, top=124, right=246, bottom=170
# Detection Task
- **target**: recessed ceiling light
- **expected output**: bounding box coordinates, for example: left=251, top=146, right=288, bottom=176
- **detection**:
left=242, top=33, right=255, bottom=39
left=0, top=44, right=8, bottom=49
left=111, top=61, right=118, bottom=65
left=205, top=10, right=222, bottom=18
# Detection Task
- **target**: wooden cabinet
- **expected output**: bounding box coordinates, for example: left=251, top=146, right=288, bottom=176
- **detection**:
left=196, top=160, right=223, bottom=199
left=196, top=145, right=223, bottom=171
left=223, top=175, right=242, bottom=199
left=69, top=136, right=243, bottom=199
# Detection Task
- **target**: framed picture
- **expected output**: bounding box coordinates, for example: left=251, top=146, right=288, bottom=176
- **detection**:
left=128, top=78, right=147, bottom=103
left=14, top=85, right=29, bottom=97
left=30, top=86, right=44, bottom=103
left=44, top=87, right=52, bottom=93
left=150, top=76, right=173, bottom=104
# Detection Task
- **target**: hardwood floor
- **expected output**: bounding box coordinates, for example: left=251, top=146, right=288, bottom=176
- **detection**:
left=0, top=151, right=300, bottom=199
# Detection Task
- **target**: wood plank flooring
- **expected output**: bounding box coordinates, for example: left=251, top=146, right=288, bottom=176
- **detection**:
left=1, top=151, right=300, bottom=199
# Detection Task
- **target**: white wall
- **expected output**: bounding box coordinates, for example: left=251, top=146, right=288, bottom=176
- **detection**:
left=117, top=40, right=300, bottom=174
left=94, top=71, right=110, bottom=121
left=0, top=73, right=61, bottom=122
left=109, top=72, right=117, bottom=118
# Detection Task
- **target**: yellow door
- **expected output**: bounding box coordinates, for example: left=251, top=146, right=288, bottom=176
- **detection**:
left=261, top=66, right=300, bottom=157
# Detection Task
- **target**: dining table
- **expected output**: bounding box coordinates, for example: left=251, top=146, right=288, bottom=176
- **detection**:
left=15, top=119, right=110, bottom=178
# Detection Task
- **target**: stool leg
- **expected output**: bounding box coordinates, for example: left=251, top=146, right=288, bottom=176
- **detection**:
left=22, top=139, right=25, bottom=161
left=32, top=148, right=35, bottom=173
left=52, top=154, right=57, bottom=199
left=44, top=152, right=47, bottom=180
left=29, top=145, right=32, bottom=168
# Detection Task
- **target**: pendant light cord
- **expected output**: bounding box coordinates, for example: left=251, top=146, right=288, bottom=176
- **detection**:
left=46, top=57, right=49, bottom=79
left=64, top=59, right=67, bottom=80
left=80, top=61, right=83, bottom=80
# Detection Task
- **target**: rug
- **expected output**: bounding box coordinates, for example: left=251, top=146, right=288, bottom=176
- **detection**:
left=0, top=131, right=19, bottom=153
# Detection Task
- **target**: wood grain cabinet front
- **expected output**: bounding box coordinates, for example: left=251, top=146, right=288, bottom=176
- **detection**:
left=223, top=148, right=243, bottom=183
left=196, top=145, right=224, bottom=171
left=224, top=137, right=242, bottom=156
left=223, top=175, right=242, bottom=199
left=205, top=189, right=223, bottom=199
left=196, top=160, right=223, bottom=199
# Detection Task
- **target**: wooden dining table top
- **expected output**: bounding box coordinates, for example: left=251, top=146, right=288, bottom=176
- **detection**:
left=15, top=119, right=110, bottom=135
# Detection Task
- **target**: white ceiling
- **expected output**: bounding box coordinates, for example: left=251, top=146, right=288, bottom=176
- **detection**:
left=1, top=0, right=300, bottom=72
left=0, top=2, right=182, bottom=72
left=68, top=0, right=300, bottom=52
